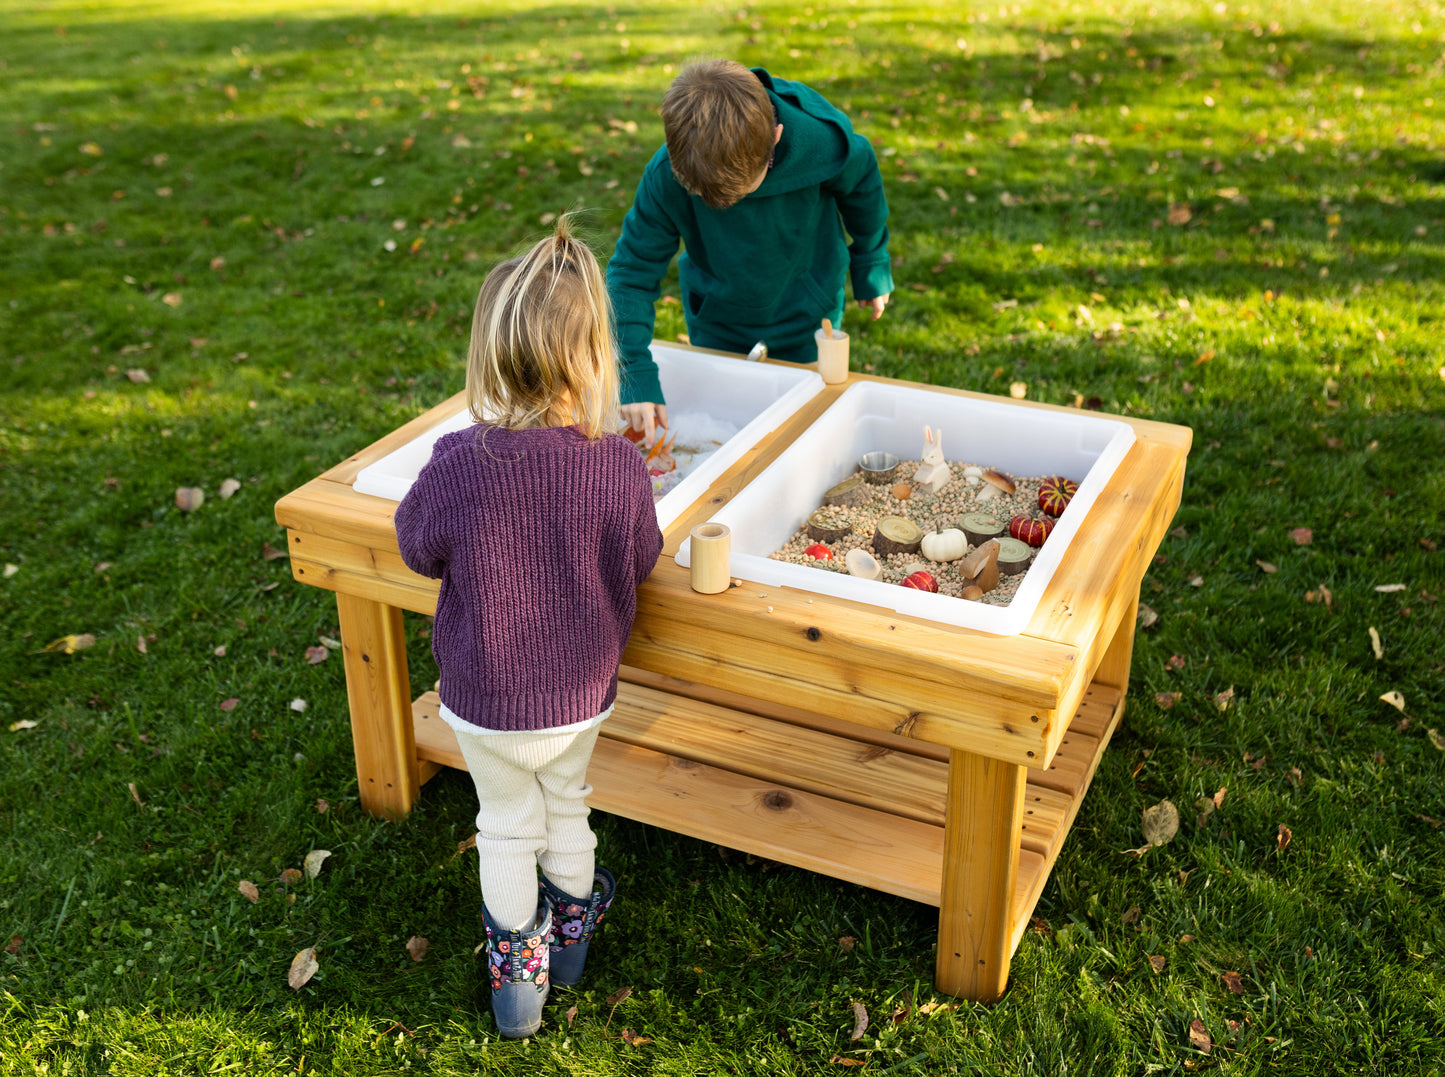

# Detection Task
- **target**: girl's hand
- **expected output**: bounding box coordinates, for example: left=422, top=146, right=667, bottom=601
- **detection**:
left=858, top=293, right=890, bottom=320
left=620, top=402, right=669, bottom=447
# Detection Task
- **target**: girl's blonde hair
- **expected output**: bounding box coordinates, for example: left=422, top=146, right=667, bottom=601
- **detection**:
left=466, top=214, right=619, bottom=439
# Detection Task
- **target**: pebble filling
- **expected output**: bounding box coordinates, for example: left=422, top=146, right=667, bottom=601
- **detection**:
left=772, top=459, right=1076, bottom=606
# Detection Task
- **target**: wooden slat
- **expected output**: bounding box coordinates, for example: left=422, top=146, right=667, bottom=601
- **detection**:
left=285, top=529, right=439, bottom=615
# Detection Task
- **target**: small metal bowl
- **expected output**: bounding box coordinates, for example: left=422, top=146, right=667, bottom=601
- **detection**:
left=859, top=451, right=901, bottom=484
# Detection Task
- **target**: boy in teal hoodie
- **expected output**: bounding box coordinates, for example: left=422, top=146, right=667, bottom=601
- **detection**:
left=606, top=60, right=894, bottom=443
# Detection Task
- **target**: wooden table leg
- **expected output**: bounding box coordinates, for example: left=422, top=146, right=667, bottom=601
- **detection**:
left=1093, top=584, right=1141, bottom=696
left=336, top=592, right=419, bottom=820
left=936, top=748, right=1027, bottom=1002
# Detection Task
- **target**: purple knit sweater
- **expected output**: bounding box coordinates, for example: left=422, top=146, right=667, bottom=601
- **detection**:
left=394, top=423, right=664, bottom=732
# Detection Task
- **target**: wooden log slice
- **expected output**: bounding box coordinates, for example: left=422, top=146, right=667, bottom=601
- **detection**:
left=871, top=515, right=923, bottom=556
left=996, top=537, right=1033, bottom=575
left=821, top=473, right=869, bottom=508
left=958, top=512, right=1005, bottom=546
left=806, top=509, right=852, bottom=543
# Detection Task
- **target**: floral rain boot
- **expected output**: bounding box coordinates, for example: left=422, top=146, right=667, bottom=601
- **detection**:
left=540, top=866, right=616, bottom=987
left=482, top=900, right=551, bottom=1038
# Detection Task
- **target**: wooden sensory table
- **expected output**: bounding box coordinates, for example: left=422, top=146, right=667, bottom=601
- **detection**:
left=274, top=344, right=1191, bottom=1003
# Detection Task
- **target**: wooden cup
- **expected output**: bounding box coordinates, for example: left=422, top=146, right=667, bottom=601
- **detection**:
left=689, top=522, right=732, bottom=594
left=814, top=327, right=849, bottom=384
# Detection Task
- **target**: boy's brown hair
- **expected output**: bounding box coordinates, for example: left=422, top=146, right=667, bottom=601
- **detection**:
left=661, top=59, right=774, bottom=210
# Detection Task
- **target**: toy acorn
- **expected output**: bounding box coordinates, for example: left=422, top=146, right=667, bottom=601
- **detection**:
left=1009, top=515, right=1053, bottom=547
left=1037, top=476, right=1078, bottom=517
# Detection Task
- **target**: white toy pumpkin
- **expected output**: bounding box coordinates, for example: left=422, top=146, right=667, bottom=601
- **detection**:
left=920, top=527, right=968, bottom=563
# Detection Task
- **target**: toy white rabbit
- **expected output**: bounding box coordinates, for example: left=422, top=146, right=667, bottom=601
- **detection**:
left=913, top=426, right=952, bottom=494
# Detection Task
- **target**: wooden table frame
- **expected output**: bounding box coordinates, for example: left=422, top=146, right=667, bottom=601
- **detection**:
left=275, top=345, right=1191, bottom=1002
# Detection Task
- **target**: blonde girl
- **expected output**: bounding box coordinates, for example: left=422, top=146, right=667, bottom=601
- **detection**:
left=395, top=216, right=664, bottom=1038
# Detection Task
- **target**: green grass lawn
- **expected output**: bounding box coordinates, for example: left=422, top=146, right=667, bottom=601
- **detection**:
left=2, top=0, right=1442, bottom=1072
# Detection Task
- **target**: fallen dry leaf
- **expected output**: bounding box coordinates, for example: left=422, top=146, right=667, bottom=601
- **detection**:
left=125, top=368, right=150, bottom=383
left=290, top=698, right=307, bottom=712
left=219, top=478, right=242, bottom=499
left=1276, top=823, right=1292, bottom=852
left=565, top=1004, right=578, bottom=1027
left=318, top=635, right=341, bottom=649
left=213, top=645, right=226, bottom=657
left=5, top=935, right=21, bottom=955
left=128, top=782, right=144, bottom=807
left=1213, top=787, right=1227, bottom=809
left=137, top=636, right=149, bottom=655
left=1215, top=686, right=1235, bottom=711
left=4, top=563, right=18, bottom=579
left=606, top=986, right=633, bottom=1006
left=1287, top=766, right=1302, bottom=787
left=1167, top=203, right=1192, bottom=226
left=219, top=697, right=238, bottom=712
left=1291, top=527, right=1313, bottom=545
left=261, top=541, right=288, bottom=561
left=1427, top=728, right=1445, bottom=751
left=161, top=292, right=182, bottom=308
left=1142, top=799, right=1180, bottom=846
left=918, top=1001, right=959, bottom=1015
left=315, top=798, right=329, bottom=813
left=1380, top=691, right=1406, bottom=713
left=406, top=935, right=430, bottom=962
left=8, top=719, right=39, bottom=732
left=1369, top=627, right=1383, bottom=659
left=1144, top=954, right=1166, bottom=974
left=238, top=880, right=260, bottom=903
left=1137, top=604, right=1159, bottom=629
left=175, top=487, right=205, bottom=512
left=620, top=1028, right=653, bottom=1048
left=1257, top=560, right=1277, bottom=574
left=280, top=867, right=303, bottom=886
left=1305, top=584, right=1334, bottom=608
left=1221, top=970, right=1244, bottom=994
left=1168, top=654, right=1187, bottom=670
left=1374, top=583, right=1406, bottom=593
left=1009, top=381, right=1028, bottom=399
left=1155, top=691, right=1181, bottom=709
left=829, top=1057, right=867, bottom=1068
left=288, top=946, right=319, bottom=989
left=1121, top=906, right=1141, bottom=925
left=850, top=1001, right=869, bottom=1041
left=304, top=646, right=329, bottom=665
left=303, top=849, right=332, bottom=879
left=1188, top=1019, right=1212, bottom=1054
left=838, top=935, right=857, bottom=952
left=43, top=634, right=97, bottom=655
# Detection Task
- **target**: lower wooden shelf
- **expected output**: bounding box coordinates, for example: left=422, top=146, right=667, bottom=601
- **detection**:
left=411, top=677, right=1125, bottom=956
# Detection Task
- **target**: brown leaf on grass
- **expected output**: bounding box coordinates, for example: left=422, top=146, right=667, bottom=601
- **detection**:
left=1276, top=824, right=1293, bottom=852
left=838, top=935, right=857, bottom=952
left=1215, top=686, right=1235, bottom=711
left=1420, top=814, right=1443, bottom=829
left=288, top=946, right=319, bottom=989
left=1374, top=583, right=1407, bottom=593
left=1030, top=916, right=1054, bottom=938
left=1142, top=800, right=1180, bottom=846
left=128, top=782, right=144, bottom=807
left=175, top=487, right=205, bottom=512
left=219, top=697, right=238, bottom=712
left=829, top=1057, right=867, bottom=1068
left=136, top=636, right=148, bottom=655
left=850, top=1001, right=869, bottom=1041
left=1195, top=349, right=1215, bottom=366
left=918, top=1001, right=959, bottom=1015
left=1167, top=654, right=1187, bottom=670
left=406, top=936, right=430, bottom=962
left=304, top=646, right=329, bottom=665
left=1305, top=584, right=1334, bottom=608
left=315, top=798, right=330, bottom=814
left=453, top=833, right=477, bottom=859
left=1369, top=626, right=1383, bottom=659
left=5, top=935, right=21, bottom=954
left=1427, top=728, right=1445, bottom=752
left=605, top=986, right=633, bottom=1006
left=620, top=1028, right=652, bottom=1048
left=8, top=719, right=38, bottom=732
left=1137, top=604, right=1159, bottom=629
left=1287, top=767, right=1303, bottom=787
left=43, top=634, right=97, bottom=655
left=1188, top=1019, right=1212, bottom=1053
left=1167, top=203, right=1192, bottom=226
left=1291, top=527, right=1313, bottom=545
left=125, top=368, right=150, bottom=383
left=565, top=1004, right=578, bottom=1027
left=1121, top=906, right=1141, bottom=925
left=219, top=478, right=242, bottom=500
left=1147, top=954, right=1166, bottom=973
left=1257, top=560, right=1277, bottom=573
left=261, top=541, right=288, bottom=561
left=303, top=850, right=332, bottom=879
left=161, top=292, right=182, bottom=308
left=280, top=868, right=303, bottom=886
left=238, top=880, right=260, bottom=903
left=1380, top=691, right=1406, bottom=713
left=1212, top=787, right=1227, bottom=809
left=1155, top=691, right=1181, bottom=709
left=1221, top=970, right=1245, bottom=994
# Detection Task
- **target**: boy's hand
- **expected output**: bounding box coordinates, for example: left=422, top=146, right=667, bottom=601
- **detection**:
left=621, top=402, right=669, bottom=447
left=859, top=293, right=890, bottom=320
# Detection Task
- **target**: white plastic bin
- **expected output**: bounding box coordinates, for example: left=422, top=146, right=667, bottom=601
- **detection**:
left=675, top=381, right=1137, bottom=635
left=352, top=345, right=824, bottom=532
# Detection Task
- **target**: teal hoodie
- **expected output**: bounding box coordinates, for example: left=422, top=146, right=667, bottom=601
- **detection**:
left=606, top=69, right=893, bottom=405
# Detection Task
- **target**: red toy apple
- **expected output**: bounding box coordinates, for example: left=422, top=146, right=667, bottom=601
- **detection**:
left=901, top=570, right=938, bottom=592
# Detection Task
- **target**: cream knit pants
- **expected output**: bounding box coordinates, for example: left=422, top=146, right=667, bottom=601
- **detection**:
left=452, top=721, right=602, bottom=932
